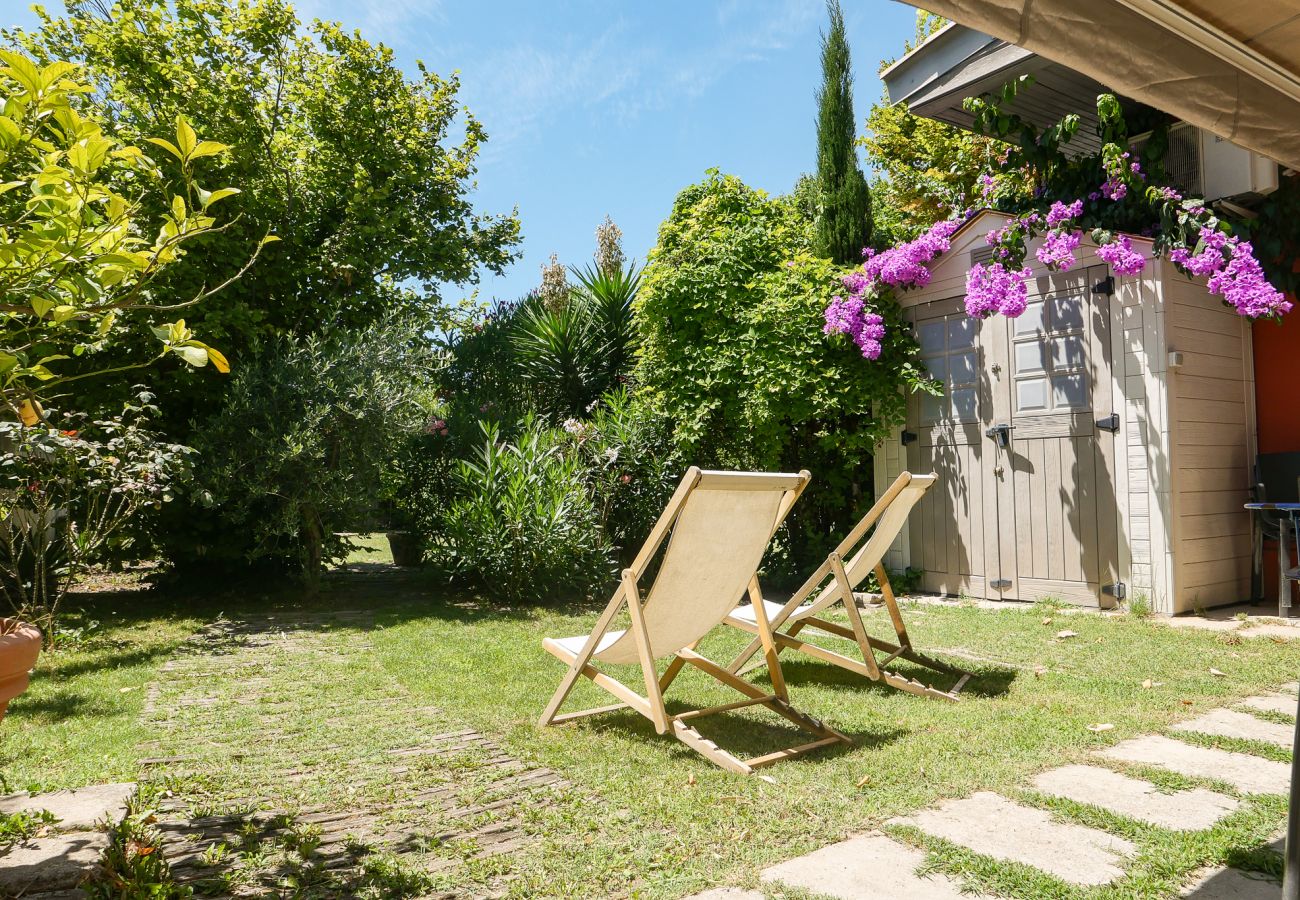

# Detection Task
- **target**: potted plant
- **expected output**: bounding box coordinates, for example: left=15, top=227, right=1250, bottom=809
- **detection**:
left=0, top=618, right=40, bottom=723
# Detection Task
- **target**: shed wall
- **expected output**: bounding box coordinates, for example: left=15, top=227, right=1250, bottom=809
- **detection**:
left=1164, top=264, right=1256, bottom=612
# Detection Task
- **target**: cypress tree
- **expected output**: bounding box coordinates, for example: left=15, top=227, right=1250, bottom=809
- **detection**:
left=814, top=0, right=873, bottom=264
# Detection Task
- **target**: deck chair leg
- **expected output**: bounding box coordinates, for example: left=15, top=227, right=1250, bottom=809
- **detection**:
left=540, top=585, right=627, bottom=727
left=747, top=577, right=787, bottom=701
left=874, top=563, right=912, bottom=650
left=624, top=569, right=669, bottom=734
left=831, top=553, right=883, bottom=680
left=727, top=634, right=764, bottom=675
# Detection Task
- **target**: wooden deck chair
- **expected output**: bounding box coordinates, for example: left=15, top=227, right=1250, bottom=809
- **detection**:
left=539, top=467, right=850, bottom=775
left=724, top=472, right=972, bottom=702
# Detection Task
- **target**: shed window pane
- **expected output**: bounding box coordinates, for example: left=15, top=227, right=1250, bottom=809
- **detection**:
left=1015, top=341, right=1047, bottom=374
left=1053, top=373, right=1087, bottom=407
left=1015, top=301, right=1045, bottom=336
left=1051, top=335, right=1086, bottom=370
left=948, top=317, right=976, bottom=349
left=1051, top=294, right=1085, bottom=331
left=950, top=351, right=977, bottom=386
left=1017, top=379, right=1048, bottom=411
left=952, top=388, right=977, bottom=421
left=918, top=322, right=945, bottom=353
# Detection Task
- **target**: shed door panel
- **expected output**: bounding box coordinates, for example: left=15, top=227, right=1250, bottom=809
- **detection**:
left=997, top=265, right=1120, bottom=606
left=907, top=301, right=999, bottom=598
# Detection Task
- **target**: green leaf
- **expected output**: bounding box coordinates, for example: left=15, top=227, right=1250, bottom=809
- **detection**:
left=144, top=137, right=184, bottom=161
left=187, top=140, right=228, bottom=161
left=174, top=344, right=209, bottom=367
left=175, top=115, right=197, bottom=158
left=0, top=353, right=18, bottom=375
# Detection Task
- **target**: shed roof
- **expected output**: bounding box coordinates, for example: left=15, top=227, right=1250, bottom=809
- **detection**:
left=893, top=1, right=1300, bottom=170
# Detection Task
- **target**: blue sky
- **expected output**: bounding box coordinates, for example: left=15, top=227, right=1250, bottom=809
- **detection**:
left=8, top=0, right=919, bottom=305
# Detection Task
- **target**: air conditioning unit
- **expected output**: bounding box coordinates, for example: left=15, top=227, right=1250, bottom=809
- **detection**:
left=1130, top=122, right=1279, bottom=204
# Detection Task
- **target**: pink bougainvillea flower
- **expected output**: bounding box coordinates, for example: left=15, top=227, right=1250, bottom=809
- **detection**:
left=965, top=262, right=1032, bottom=318
left=1097, top=234, right=1146, bottom=275
left=1036, top=229, right=1082, bottom=271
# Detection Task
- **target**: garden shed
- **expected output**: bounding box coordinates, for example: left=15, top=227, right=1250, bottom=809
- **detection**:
left=875, top=210, right=1256, bottom=614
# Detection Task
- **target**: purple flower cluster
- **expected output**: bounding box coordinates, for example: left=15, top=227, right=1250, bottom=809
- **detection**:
left=1045, top=199, right=1083, bottom=228
left=965, top=262, right=1032, bottom=319
left=1036, top=229, right=1082, bottom=271
left=1096, top=234, right=1147, bottom=275
left=859, top=218, right=963, bottom=291
left=1169, top=227, right=1292, bottom=317
left=823, top=294, right=886, bottom=359
left=1168, top=227, right=1231, bottom=276
left=1101, top=178, right=1128, bottom=201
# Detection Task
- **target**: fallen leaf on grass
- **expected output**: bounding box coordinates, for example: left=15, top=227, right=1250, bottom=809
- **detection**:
left=118, top=686, right=137, bottom=693
left=1180, top=699, right=1194, bottom=705
left=1086, top=723, right=1115, bottom=732
left=758, top=775, right=776, bottom=784
left=687, top=773, right=696, bottom=786
left=1141, top=679, right=1165, bottom=688
left=856, top=774, right=872, bottom=788
left=1041, top=617, right=1053, bottom=625
left=1210, top=668, right=1227, bottom=677
left=1056, top=630, right=1079, bottom=640
left=1033, top=665, right=1047, bottom=678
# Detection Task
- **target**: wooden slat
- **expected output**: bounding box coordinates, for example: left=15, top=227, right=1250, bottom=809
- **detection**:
left=1029, top=440, right=1047, bottom=579
left=1179, top=490, right=1253, bottom=516
left=1174, top=421, right=1250, bottom=447
left=1171, top=352, right=1249, bottom=383
left=1176, top=374, right=1252, bottom=403
left=1177, top=398, right=1248, bottom=425
left=1017, top=577, right=1101, bottom=606
left=1046, top=438, right=1065, bottom=581
left=1079, top=436, right=1101, bottom=584
left=1179, top=533, right=1253, bottom=565
left=1178, top=469, right=1251, bottom=492
left=1169, top=325, right=1243, bottom=360
left=1178, top=513, right=1251, bottom=541
left=1179, top=557, right=1251, bottom=590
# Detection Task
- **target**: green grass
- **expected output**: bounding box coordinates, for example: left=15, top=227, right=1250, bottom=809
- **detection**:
left=3, top=561, right=1299, bottom=898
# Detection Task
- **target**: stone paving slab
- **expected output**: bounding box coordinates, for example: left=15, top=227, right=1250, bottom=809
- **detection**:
left=1181, top=866, right=1281, bottom=898
left=1099, top=736, right=1291, bottom=794
left=1173, top=708, right=1295, bottom=749
left=760, top=832, right=972, bottom=900
left=1032, top=765, right=1238, bottom=830
left=683, top=890, right=764, bottom=900
left=891, top=792, right=1133, bottom=886
left=0, top=782, right=135, bottom=832
left=1240, top=694, right=1298, bottom=717
left=0, top=831, right=110, bottom=895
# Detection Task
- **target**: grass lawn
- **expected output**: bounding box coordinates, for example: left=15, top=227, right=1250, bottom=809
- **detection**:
left=3, top=546, right=1299, bottom=898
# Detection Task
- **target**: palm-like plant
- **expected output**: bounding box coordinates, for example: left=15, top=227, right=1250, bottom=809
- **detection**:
left=511, top=261, right=642, bottom=421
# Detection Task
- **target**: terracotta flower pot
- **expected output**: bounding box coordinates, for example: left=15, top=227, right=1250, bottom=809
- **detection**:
left=0, top=618, right=41, bottom=723
left=386, top=531, right=423, bottom=567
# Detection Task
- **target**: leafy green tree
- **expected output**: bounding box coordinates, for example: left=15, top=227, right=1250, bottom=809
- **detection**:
left=0, top=49, right=251, bottom=414
left=10, top=0, right=520, bottom=425
left=184, top=314, right=434, bottom=585
left=634, top=170, right=928, bottom=574
left=814, top=0, right=872, bottom=263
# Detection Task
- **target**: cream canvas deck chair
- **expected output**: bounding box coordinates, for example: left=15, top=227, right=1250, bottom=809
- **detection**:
left=540, top=467, right=850, bottom=775
left=725, top=472, right=972, bottom=702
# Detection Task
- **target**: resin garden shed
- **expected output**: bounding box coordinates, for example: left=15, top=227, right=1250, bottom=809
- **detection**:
left=875, top=210, right=1256, bottom=614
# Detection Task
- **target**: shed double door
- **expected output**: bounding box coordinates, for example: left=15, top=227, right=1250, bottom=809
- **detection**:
left=905, top=265, right=1121, bottom=606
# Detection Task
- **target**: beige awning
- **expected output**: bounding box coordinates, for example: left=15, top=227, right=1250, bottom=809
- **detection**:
left=902, top=1, right=1300, bottom=170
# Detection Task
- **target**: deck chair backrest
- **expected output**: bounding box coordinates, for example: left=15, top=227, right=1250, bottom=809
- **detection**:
left=595, top=471, right=806, bottom=665
left=807, top=473, right=937, bottom=609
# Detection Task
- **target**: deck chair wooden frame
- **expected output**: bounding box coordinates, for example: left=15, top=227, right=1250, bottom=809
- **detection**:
left=539, top=467, right=850, bottom=775
left=724, top=472, right=972, bottom=702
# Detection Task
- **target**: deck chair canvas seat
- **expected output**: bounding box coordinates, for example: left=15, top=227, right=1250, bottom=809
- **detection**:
left=725, top=472, right=972, bottom=702
left=540, top=467, right=850, bottom=775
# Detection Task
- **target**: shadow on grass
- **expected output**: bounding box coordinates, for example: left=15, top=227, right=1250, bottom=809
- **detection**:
left=36, top=643, right=180, bottom=681
left=773, top=655, right=1018, bottom=700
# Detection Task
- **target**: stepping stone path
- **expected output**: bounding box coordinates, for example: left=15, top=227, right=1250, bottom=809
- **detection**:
left=760, top=832, right=972, bottom=899
left=1173, top=707, right=1296, bottom=748
left=1240, top=694, right=1298, bottom=716
left=683, top=682, right=1298, bottom=899
left=1032, top=764, right=1239, bottom=830
left=138, top=591, right=567, bottom=897
left=893, top=791, right=1134, bottom=886
left=0, top=782, right=136, bottom=896
left=1100, top=735, right=1292, bottom=795
left=1182, top=866, right=1282, bottom=898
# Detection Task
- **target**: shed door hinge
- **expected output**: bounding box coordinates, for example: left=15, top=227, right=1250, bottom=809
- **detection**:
left=1102, top=582, right=1127, bottom=601
left=1092, top=276, right=1115, bottom=296
left=1095, top=413, right=1120, bottom=433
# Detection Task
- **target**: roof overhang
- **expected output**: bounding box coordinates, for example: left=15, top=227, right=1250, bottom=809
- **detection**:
left=894, top=1, right=1300, bottom=171
left=881, top=25, right=1149, bottom=157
